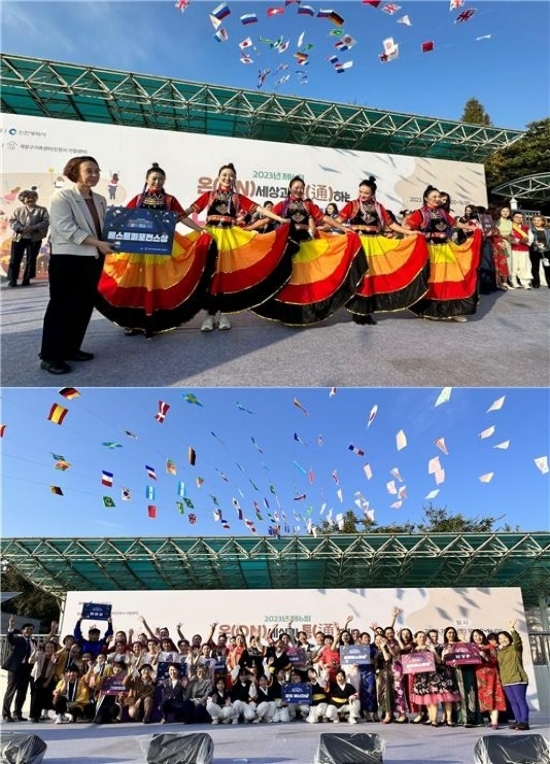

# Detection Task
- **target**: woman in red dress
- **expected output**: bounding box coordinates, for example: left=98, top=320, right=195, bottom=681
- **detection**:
left=471, top=629, right=506, bottom=729
left=183, top=163, right=291, bottom=332
left=96, top=162, right=213, bottom=339
left=406, top=186, right=481, bottom=322
left=336, top=177, right=428, bottom=325
left=251, top=176, right=366, bottom=326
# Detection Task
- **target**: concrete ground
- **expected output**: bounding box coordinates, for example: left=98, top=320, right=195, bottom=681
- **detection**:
left=1, top=281, right=549, bottom=388
left=1, top=713, right=548, bottom=764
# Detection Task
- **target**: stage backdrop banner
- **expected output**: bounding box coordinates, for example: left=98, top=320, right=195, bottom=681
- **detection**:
left=60, top=586, right=538, bottom=709
left=0, top=114, right=487, bottom=274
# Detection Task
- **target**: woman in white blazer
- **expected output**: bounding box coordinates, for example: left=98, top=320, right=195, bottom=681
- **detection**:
left=39, top=155, right=115, bottom=374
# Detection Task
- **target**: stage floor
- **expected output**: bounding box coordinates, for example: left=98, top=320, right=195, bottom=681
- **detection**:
left=1, top=713, right=548, bottom=764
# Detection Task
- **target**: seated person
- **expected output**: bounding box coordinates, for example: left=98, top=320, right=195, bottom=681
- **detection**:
left=325, top=669, right=360, bottom=724
left=252, top=674, right=278, bottom=724
left=160, top=663, right=186, bottom=723
left=182, top=664, right=212, bottom=723
left=123, top=663, right=156, bottom=724
left=93, top=661, right=127, bottom=725
left=206, top=677, right=237, bottom=724
left=230, top=668, right=257, bottom=723
left=51, top=666, right=93, bottom=724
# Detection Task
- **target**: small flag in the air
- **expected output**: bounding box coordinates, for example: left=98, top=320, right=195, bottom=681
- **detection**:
left=308, top=468, right=315, bottom=484
left=102, top=442, right=122, bottom=449
left=435, top=438, right=449, bottom=455
left=0, top=425, right=5, bottom=438
left=188, top=447, right=196, bottom=466
left=348, top=444, right=365, bottom=456
left=215, top=28, right=229, bottom=42
left=239, top=36, right=254, bottom=50
left=479, top=472, right=494, bottom=483
left=146, top=486, right=156, bottom=501
left=121, top=487, right=131, bottom=501
left=58, top=387, right=80, bottom=400
left=236, top=402, right=254, bottom=414
left=390, top=500, right=403, bottom=510
left=386, top=480, right=397, bottom=495
left=455, top=8, right=476, bottom=23
left=146, top=465, right=157, bottom=480
left=487, top=395, right=505, bottom=413
left=240, top=12, right=258, bottom=24
left=221, top=519, right=230, bottom=530
left=212, top=1, right=230, bottom=20
left=329, top=387, right=337, bottom=397
left=435, top=387, right=451, bottom=406
left=421, top=40, right=435, bottom=53
left=209, top=13, right=223, bottom=30
left=47, top=403, right=69, bottom=425
left=166, top=459, right=177, bottom=476
left=267, top=6, right=285, bottom=15
left=183, top=392, right=203, bottom=406
left=493, top=441, right=510, bottom=450
left=251, top=436, right=263, bottom=452
left=54, top=460, right=71, bottom=471
left=176, top=501, right=185, bottom=514
left=329, top=10, right=345, bottom=25
left=397, top=14, right=411, bottom=25
left=363, top=0, right=381, bottom=6
left=147, top=505, right=157, bottom=519
left=101, top=470, right=114, bottom=488
left=298, top=4, right=315, bottom=14
left=425, top=489, right=440, bottom=500
left=50, top=485, right=63, bottom=496
left=188, top=513, right=197, bottom=525
left=293, top=493, right=306, bottom=501
left=177, top=481, right=186, bottom=497
left=396, top=430, right=407, bottom=451
left=317, top=434, right=323, bottom=447
left=479, top=426, right=495, bottom=440
left=155, top=400, right=170, bottom=423
left=390, top=467, right=403, bottom=482
left=184, top=497, right=195, bottom=509
left=398, top=485, right=407, bottom=500
left=449, top=0, right=464, bottom=8
left=293, top=397, right=310, bottom=416
left=103, top=496, right=115, bottom=508
left=428, top=456, right=442, bottom=474
left=196, top=477, right=204, bottom=489
left=435, top=469, right=446, bottom=485
left=382, top=2, right=400, bottom=14
left=363, top=463, right=373, bottom=480
left=123, top=430, right=138, bottom=439
left=51, top=452, right=65, bottom=461
left=534, top=456, right=549, bottom=475
left=367, top=404, right=378, bottom=427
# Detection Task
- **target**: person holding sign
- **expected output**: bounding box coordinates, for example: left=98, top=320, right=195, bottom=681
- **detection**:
left=123, top=663, right=156, bottom=724
left=96, top=162, right=212, bottom=339
left=74, top=612, right=113, bottom=659
left=93, top=661, right=127, bottom=725
left=40, top=156, right=116, bottom=375
left=183, top=162, right=291, bottom=332
left=325, top=669, right=361, bottom=724
left=409, top=631, right=461, bottom=727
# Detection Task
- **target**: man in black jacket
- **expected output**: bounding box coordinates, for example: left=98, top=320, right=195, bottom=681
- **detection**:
left=2, top=616, right=36, bottom=722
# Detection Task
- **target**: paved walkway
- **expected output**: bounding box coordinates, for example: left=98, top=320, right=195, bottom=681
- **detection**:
left=1, top=713, right=548, bottom=764
left=1, top=281, right=549, bottom=387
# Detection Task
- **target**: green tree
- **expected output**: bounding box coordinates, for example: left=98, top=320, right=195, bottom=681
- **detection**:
left=485, top=118, right=550, bottom=214
left=1, top=562, right=60, bottom=629
left=461, top=97, right=492, bottom=126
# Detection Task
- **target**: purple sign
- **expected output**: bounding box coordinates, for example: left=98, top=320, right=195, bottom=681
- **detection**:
left=401, top=651, right=436, bottom=675
left=444, top=643, right=482, bottom=667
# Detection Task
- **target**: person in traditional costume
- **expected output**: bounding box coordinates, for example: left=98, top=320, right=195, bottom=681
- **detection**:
left=251, top=176, right=366, bottom=326
left=336, top=177, right=427, bottom=325
left=405, top=186, right=481, bottom=322
left=510, top=211, right=532, bottom=289
left=182, top=163, right=291, bottom=332
left=96, top=162, right=213, bottom=339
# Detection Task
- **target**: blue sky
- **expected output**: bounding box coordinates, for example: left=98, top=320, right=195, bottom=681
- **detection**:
left=1, top=387, right=548, bottom=538
left=2, top=0, right=549, bottom=130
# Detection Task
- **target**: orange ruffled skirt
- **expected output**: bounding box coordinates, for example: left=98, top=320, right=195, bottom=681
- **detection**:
left=95, top=230, right=215, bottom=332
left=204, top=223, right=295, bottom=313
left=409, top=230, right=482, bottom=318
left=253, top=231, right=366, bottom=326
left=346, top=234, right=429, bottom=316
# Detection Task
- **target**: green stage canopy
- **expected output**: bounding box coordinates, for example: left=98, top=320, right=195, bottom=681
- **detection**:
left=1, top=53, right=523, bottom=162
left=1, top=533, right=549, bottom=607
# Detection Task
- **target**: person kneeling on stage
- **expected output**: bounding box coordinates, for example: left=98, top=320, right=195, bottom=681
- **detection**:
left=52, top=666, right=94, bottom=724
left=160, top=663, right=186, bottom=723
left=284, top=669, right=311, bottom=722
left=123, top=663, right=156, bottom=724
left=207, top=677, right=237, bottom=724
left=231, top=668, right=257, bottom=723
left=182, top=664, right=212, bottom=723
left=93, top=661, right=126, bottom=724
left=305, top=668, right=329, bottom=724
left=325, top=669, right=361, bottom=724
left=252, top=674, right=278, bottom=723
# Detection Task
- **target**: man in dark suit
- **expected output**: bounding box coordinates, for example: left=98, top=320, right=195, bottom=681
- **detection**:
left=2, top=615, right=36, bottom=721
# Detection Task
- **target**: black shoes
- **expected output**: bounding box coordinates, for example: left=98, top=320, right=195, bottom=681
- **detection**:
left=70, top=350, right=94, bottom=361
left=41, top=360, right=72, bottom=375
left=2, top=715, right=14, bottom=722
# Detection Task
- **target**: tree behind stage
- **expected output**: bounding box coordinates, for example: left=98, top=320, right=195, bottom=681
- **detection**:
left=461, top=97, right=493, bottom=126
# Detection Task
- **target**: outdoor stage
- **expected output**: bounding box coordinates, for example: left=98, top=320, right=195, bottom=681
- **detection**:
left=1, top=280, right=549, bottom=388
left=1, top=713, right=548, bottom=764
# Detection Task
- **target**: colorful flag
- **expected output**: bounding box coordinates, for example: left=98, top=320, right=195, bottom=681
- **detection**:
left=479, top=472, right=494, bottom=483
left=184, top=497, right=195, bottom=509
left=188, top=447, right=196, bottom=466
left=103, top=496, right=115, bottom=508
left=0, top=425, right=5, bottom=437
left=362, top=0, right=381, bottom=6
left=278, top=39, right=290, bottom=53
left=177, top=481, right=186, bottom=497
left=146, top=486, right=156, bottom=500
left=123, top=430, right=138, bottom=439
left=239, top=36, right=254, bottom=50
left=455, top=8, right=476, bottom=23
left=155, top=400, right=170, bottom=423
left=298, top=4, right=315, bottom=14
left=121, top=487, right=131, bottom=501
left=221, top=519, right=230, bottom=530
left=182, top=392, right=203, bottom=406
left=51, top=452, right=65, bottom=461
left=267, top=6, right=285, bottom=15
left=54, top=460, right=71, bottom=471
left=348, top=444, right=365, bottom=456
left=294, top=432, right=307, bottom=446
left=336, top=488, right=343, bottom=503
left=47, top=403, right=69, bottom=425
left=434, top=387, right=451, bottom=406
left=317, top=435, right=323, bottom=447
left=50, top=485, right=63, bottom=496
left=209, top=13, right=223, bottom=30
left=166, top=459, right=177, bottom=476
left=176, top=501, right=185, bottom=514
left=329, top=387, right=337, bottom=397
left=146, top=465, right=157, bottom=480
left=421, top=40, right=435, bottom=53
left=363, top=463, right=373, bottom=480
left=102, top=442, right=122, bottom=449
left=293, top=494, right=306, bottom=501
left=236, top=402, right=254, bottom=414
left=58, top=387, right=80, bottom=400
left=196, top=477, right=204, bottom=489
left=240, top=12, right=258, bottom=24
left=216, top=468, right=229, bottom=482
left=329, top=10, right=344, bottom=25
left=398, top=485, right=408, bottom=500
left=449, top=0, right=464, bottom=8
left=188, top=513, right=197, bottom=525
left=214, top=28, right=229, bottom=42
left=487, top=395, right=505, bottom=413
left=212, top=1, right=230, bottom=20
left=382, top=2, right=400, bottom=14
left=147, top=505, right=157, bottom=518
left=102, top=470, right=114, bottom=488
left=175, top=0, right=190, bottom=11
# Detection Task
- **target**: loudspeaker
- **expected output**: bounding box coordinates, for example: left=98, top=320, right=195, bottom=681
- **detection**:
left=314, top=733, right=384, bottom=764
left=145, top=732, right=214, bottom=764
left=473, top=734, right=550, bottom=764
left=0, top=732, right=47, bottom=764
